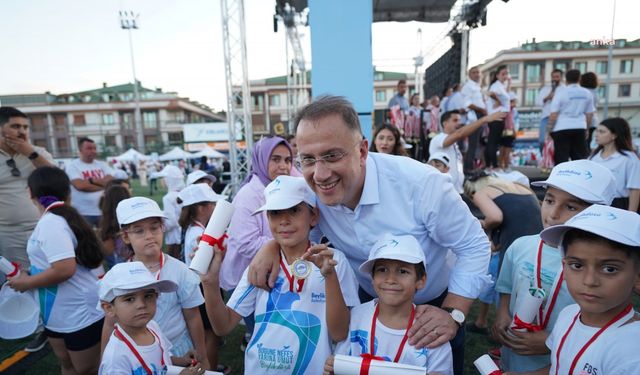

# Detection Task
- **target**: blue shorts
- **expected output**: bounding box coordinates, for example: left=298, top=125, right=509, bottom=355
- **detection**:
left=478, top=252, right=500, bottom=305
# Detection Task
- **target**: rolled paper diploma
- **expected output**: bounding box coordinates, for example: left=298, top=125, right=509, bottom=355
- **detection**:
left=510, top=287, right=546, bottom=332
left=333, top=354, right=425, bottom=375
left=166, top=365, right=222, bottom=375
left=0, top=256, right=20, bottom=278
left=189, top=199, right=235, bottom=275
left=474, top=354, right=502, bottom=375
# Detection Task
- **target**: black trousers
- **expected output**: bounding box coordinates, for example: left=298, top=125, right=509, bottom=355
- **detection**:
left=464, top=125, right=483, bottom=172
left=550, top=128, right=589, bottom=164
left=485, top=120, right=504, bottom=168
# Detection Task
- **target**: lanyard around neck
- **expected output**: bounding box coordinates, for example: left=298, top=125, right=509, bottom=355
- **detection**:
left=114, top=324, right=165, bottom=375
left=535, top=240, right=564, bottom=329
left=366, top=303, right=416, bottom=363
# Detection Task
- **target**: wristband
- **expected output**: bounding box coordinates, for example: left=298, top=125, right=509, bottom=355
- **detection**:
left=28, top=151, right=39, bottom=160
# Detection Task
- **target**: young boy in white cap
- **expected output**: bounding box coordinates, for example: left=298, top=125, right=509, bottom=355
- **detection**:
left=324, top=234, right=453, bottom=375
left=525, top=205, right=640, bottom=375
left=99, top=261, right=205, bottom=374
left=492, top=160, right=617, bottom=373
left=200, top=175, right=360, bottom=375
left=427, top=152, right=451, bottom=174
left=178, top=183, right=222, bottom=267
left=101, top=197, right=209, bottom=369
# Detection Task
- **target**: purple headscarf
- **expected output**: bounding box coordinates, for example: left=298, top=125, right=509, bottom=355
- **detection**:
left=241, top=136, right=292, bottom=187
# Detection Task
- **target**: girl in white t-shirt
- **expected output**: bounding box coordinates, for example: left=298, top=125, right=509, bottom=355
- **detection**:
left=177, top=183, right=224, bottom=371
left=589, top=117, right=640, bottom=211
left=101, top=196, right=210, bottom=370
left=8, top=166, right=105, bottom=374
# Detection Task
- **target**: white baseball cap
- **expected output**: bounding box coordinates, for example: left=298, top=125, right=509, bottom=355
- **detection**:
left=116, top=197, right=167, bottom=227
left=0, top=284, right=39, bottom=339
left=112, top=169, right=129, bottom=180
left=179, top=183, right=221, bottom=207
left=186, top=170, right=217, bottom=186
left=254, top=175, right=316, bottom=214
left=531, top=160, right=616, bottom=205
left=428, top=152, right=450, bottom=167
left=359, top=234, right=427, bottom=275
left=540, top=204, right=640, bottom=249
left=99, top=262, right=178, bottom=302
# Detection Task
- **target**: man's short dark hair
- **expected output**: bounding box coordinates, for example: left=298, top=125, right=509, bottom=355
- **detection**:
left=293, top=95, right=362, bottom=136
left=552, top=68, right=564, bottom=76
left=565, top=69, right=581, bottom=83
left=397, top=79, right=406, bottom=86
left=0, top=107, right=28, bottom=126
left=78, top=137, right=95, bottom=148
left=441, top=110, right=460, bottom=124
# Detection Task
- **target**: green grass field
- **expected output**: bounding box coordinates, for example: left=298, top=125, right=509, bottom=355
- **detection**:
left=1, top=179, right=638, bottom=374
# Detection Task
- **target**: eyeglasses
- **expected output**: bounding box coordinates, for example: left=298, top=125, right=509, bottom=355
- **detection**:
left=124, top=223, right=165, bottom=238
left=294, top=140, right=362, bottom=170
left=6, top=159, right=20, bottom=177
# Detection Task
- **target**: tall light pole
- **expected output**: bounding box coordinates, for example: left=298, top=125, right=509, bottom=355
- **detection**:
left=119, top=10, right=145, bottom=153
left=603, top=0, right=617, bottom=120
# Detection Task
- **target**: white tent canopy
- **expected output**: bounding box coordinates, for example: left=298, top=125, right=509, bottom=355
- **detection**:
left=158, top=147, right=193, bottom=161
left=189, top=146, right=226, bottom=160
left=113, top=148, right=149, bottom=162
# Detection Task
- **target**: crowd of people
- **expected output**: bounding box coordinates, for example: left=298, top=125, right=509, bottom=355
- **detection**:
left=0, top=86, right=639, bottom=375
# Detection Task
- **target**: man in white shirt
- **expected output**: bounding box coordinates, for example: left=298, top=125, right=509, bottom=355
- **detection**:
left=547, top=69, right=595, bottom=164
left=461, top=66, right=488, bottom=171
left=537, top=69, right=564, bottom=149
left=250, top=96, right=501, bottom=375
left=430, top=110, right=506, bottom=193
left=66, top=137, right=114, bottom=226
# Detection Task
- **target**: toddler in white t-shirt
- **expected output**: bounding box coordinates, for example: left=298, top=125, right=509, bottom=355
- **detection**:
left=200, top=175, right=360, bottom=375
left=99, top=261, right=205, bottom=375
left=508, top=205, right=640, bottom=375
left=325, top=234, right=453, bottom=375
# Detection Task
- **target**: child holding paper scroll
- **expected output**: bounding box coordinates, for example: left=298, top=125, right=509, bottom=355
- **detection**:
left=324, top=234, right=453, bottom=375
left=492, top=160, right=616, bottom=373
left=200, top=175, right=360, bottom=375
left=100, top=197, right=210, bottom=369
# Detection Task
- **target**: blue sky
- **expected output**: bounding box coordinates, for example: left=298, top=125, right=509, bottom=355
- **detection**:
left=1, top=0, right=636, bottom=111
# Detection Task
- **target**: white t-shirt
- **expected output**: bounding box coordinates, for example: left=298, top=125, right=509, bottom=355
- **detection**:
left=461, top=79, right=486, bottom=123
left=429, top=133, right=463, bottom=193
left=488, top=80, right=510, bottom=115
left=162, top=191, right=182, bottom=245
left=153, top=254, right=204, bottom=356
left=495, top=234, right=574, bottom=372
left=66, top=159, right=113, bottom=216
left=550, top=84, right=595, bottom=132
left=335, top=300, right=453, bottom=375
left=590, top=150, right=640, bottom=198
left=27, top=212, right=104, bottom=332
left=547, top=304, right=640, bottom=374
left=183, top=224, right=204, bottom=267
left=227, top=249, right=360, bottom=375
left=100, top=320, right=173, bottom=375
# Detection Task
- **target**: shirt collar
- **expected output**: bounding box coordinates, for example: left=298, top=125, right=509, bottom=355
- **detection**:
left=359, top=155, right=380, bottom=206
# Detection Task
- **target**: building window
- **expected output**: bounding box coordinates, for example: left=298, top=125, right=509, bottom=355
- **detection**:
left=142, top=112, right=158, bottom=129
left=172, top=111, right=185, bottom=123
left=374, top=72, right=384, bottom=81
left=104, top=135, right=116, bottom=147
left=508, top=63, right=520, bottom=80
left=525, top=89, right=538, bottom=106
left=73, top=114, right=85, bottom=126
left=526, top=64, right=542, bottom=83
left=102, top=113, right=115, bottom=125
left=29, top=115, right=47, bottom=132
left=34, top=139, right=47, bottom=148
left=375, top=90, right=386, bottom=102
left=53, top=114, right=66, bottom=126
left=269, top=94, right=281, bottom=107
left=251, top=95, right=264, bottom=111
left=620, top=60, right=633, bottom=74
left=574, top=61, right=587, bottom=73
left=168, top=132, right=183, bottom=144
left=618, top=84, right=631, bottom=97
left=57, top=138, right=68, bottom=151
left=144, top=135, right=158, bottom=147
left=554, top=61, right=570, bottom=73
left=596, top=61, right=608, bottom=74
left=124, top=136, right=135, bottom=148
left=597, top=86, right=606, bottom=100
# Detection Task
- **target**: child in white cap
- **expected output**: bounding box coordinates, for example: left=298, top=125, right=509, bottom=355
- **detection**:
left=105, top=197, right=210, bottom=369
left=427, top=152, right=451, bottom=174
left=186, top=170, right=217, bottom=187
left=200, top=175, right=360, bottom=375
left=536, top=205, right=640, bottom=374
left=99, top=262, right=205, bottom=374
left=176, top=183, right=227, bottom=372
left=157, top=165, right=186, bottom=259
left=492, top=160, right=617, bottom=373
left=324, top=234, right=453, bottom=375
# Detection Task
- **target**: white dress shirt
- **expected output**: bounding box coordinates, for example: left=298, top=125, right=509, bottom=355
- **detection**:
left=461, top=79, right=486, bottom=123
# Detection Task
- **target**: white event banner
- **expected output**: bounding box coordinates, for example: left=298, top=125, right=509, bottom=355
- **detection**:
left=183, top=122, right=242, bottom=143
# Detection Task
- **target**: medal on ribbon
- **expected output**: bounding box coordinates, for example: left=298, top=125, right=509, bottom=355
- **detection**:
left=291, top=258, right=312, bottom=280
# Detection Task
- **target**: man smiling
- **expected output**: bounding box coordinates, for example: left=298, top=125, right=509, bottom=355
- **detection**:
left=249, top=96, right=491, bottom=375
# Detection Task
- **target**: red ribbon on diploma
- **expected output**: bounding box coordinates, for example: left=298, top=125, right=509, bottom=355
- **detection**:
left=359, top=354, right=385, bottom=375
left=6, top=262, right=20, bottom=278
left=488, top=371, right=503, bottom=375
left=512, top=314, right=543, bottom=332
left=201, top=233, right=228, bottom=251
